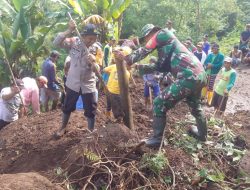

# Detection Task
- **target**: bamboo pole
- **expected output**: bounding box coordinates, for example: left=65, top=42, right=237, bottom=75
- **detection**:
left=4, top=58, right=26, bottom=113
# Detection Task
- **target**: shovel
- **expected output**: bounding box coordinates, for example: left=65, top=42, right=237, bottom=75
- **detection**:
left=213, top=95, right=226, bottom=117
left=211, top=95, right=226, bottom=125
left=149, top=85, right=153, bottom=110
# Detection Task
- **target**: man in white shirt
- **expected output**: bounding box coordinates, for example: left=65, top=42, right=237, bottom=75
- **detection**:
left=0, top=79, right=24, bottom=130
left=194, top=42, right=207, bottom=65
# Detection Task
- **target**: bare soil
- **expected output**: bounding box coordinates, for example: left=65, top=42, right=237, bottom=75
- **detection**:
left=0, top=65, right=249, bottom=189
left=0, top=172, right=63, bottom=190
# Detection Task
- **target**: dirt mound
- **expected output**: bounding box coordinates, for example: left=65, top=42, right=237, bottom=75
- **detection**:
left=0, top=111, right=137, bottom=173
left=0, top=111, right=85, bottom=174
left=0, top=74, right=249, bottom=189
left=0, top=172, right=63, bottom=190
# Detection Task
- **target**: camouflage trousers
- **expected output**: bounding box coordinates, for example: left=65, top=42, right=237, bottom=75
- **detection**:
left=153, top=79, right=205, bottom=118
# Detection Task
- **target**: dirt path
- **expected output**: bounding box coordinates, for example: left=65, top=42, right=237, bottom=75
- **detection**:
left=226, top=65, right=250, bottom=113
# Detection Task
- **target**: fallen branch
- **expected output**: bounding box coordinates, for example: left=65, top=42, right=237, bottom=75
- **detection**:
left=118, top=141, right=145, bottom=165
left=168, top=162, right=176, bottom=189
left=82, top=167, right=98, bottom=190
left=233, top=182, right=250, bottom=189
left=100, top=164, right=113, bottom=190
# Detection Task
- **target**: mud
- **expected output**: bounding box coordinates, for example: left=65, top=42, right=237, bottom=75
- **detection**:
left=226, top=65, right=250, bottom=113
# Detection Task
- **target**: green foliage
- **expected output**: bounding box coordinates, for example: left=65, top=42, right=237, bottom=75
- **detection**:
left=171, top=117, right=246, bottom=164
left=55, top=167, right=64, bottom=176
left=54, top=166, right=77, bottom=190
left=0, top=61, right=10, bottom=86
left=121, top=0, right=244, bottom=44
left=83, top=149, right=101, bottom=162
left=0, top=0, right=64, bottom=84
left=218, top=22, right=245, bottom=55
left=0, top=0, right=248, bottom=85
left=110, top=0, right=132, bottom=19
left=168, top=116, right=247, bottom=187
left=12, top=0, right=31, bottom=11
left=0, top=0, right=16, bottom=17
left=65, top=0, right=132, bottom=40
left=140, top=152, right=167, bottom=175
left=237, top=0, right=250, bottom=22
left=199, top=168, right=225, bottom=183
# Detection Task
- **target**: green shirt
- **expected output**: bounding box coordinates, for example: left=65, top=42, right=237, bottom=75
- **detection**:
left=204, top=52, right=224, bottom=75
left=215, top=68, right=236, bottom=96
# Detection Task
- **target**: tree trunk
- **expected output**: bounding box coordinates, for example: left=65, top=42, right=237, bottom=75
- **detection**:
left=115, top=60, right=134, bottom=130
left=196, top=0, right=201, bottom=40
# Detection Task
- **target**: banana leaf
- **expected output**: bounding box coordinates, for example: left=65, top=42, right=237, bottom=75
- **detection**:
left=68, top=0, right=84, bottom=16
left=79, top=0, right=97, bottom=16
left=50, top=0, right=70, bottom=9
left=0, top=22, right=12, bottom=58
left=12, top=12, right=21, bottom=39
left=9, top=39, right=23, bottom=56
left=110, top=0, right=131, bottom=19
left=96, top=0, right=110, bottom=10
left=0, top=0, right=16, bottom=17
left=12, top=0, right=31, bottom=11
left=19, top=7, right=32, bottom=39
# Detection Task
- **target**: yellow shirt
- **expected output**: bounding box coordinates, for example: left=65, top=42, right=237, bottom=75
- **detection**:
left=104, top=64, right=130, bottom=94
left=96, top=48, right=103, bottom=67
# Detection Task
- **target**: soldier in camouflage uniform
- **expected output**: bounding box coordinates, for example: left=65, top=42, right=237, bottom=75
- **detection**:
left=114, top=24, right=208, bottom=147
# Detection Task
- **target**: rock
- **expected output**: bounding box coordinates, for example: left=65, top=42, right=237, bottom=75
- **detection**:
left=0, top=172, right=63, bottom=190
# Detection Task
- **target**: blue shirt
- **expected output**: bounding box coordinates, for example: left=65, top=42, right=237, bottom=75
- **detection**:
left=143, top=73, right=159, bottom=87
left=202, top=41, right=210, bottom=55
left=42, top=58, right=57, bottom=90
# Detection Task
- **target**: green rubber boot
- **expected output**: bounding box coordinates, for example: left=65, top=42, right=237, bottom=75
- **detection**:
left=145, top=116, right=166, bottom=147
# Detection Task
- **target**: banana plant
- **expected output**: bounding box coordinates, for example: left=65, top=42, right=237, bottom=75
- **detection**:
left=0, top=0, right=62, bottom=84
left=67, top=0, right=132, bottom=41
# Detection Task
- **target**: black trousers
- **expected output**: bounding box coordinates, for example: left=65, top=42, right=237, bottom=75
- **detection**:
left=62, top=87, right=97, bottom=118
left=106, top=93, right=124, bottom=119
left=0, top=119, right=10, bottom=131
left=211, top=92, right=228, bottom=112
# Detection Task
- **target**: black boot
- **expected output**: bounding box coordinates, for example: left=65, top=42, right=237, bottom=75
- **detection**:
left=52, top=100, right=58, bottom=110
left=189, top=115, right=207, bottom=141
left=54, top=113, right=71, bottom=138
left=145, top=116, right=166, bottom=147
left=87, top=117, right=95, bottom=131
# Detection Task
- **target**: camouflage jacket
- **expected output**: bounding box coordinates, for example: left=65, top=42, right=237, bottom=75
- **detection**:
left=125, top=29, right=207, bottom=83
